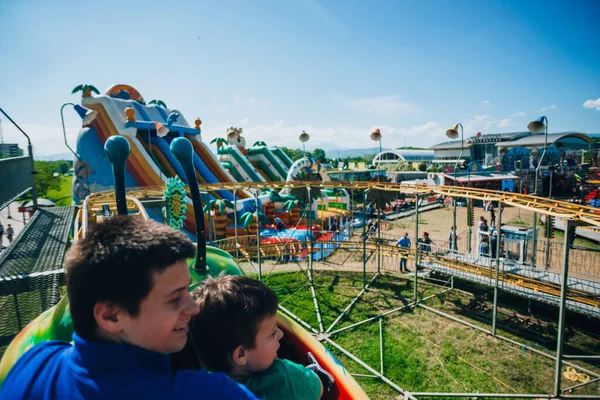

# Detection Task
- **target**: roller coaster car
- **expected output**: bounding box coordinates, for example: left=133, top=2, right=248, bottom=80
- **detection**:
left=0, top=253, right=367, bottom=399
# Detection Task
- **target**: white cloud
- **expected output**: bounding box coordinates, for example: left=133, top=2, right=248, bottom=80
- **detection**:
left=232, top=95, right=242, bottom=104
left=240, top=118, right=250, bottom=124
left=212, top=107, right=224, bottom=114
left=481, top=100, right=492, bottom=108
left=511, top=111, right=526, bottom=117
left=497, top=118, right=513, bottom=128
left=465, top=114, right=497, bottom=134
left=203, top=121, right=442, bottom=152
left=583, top=98, right=600, bottom=111
left=541, top=104, right=557, bottom=112
left=335, top=94, right=415, bottom=115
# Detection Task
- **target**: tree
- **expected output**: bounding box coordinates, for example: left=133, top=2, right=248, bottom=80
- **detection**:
left=312, top=148, right=326, bottom=163
left=34, top=161, right=62, bottom=197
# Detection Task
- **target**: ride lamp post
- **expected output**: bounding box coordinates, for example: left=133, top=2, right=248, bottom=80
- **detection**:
left=299, top=130, right=310, bottom=158
left=446, top=123, right=464, bottom=252
left=527, top=115, right=548, bottom=270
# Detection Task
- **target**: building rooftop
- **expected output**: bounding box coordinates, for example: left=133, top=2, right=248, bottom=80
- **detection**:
left=497, top=132, right=594, bottom=148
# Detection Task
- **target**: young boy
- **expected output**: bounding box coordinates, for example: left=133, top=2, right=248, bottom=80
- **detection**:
left=191, top=275, right=323, bottom=400
left=0, top=217, right=257, bottom=400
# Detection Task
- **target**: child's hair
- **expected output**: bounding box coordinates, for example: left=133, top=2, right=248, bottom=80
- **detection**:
left=65, top=216, right=196, bottom=340
left=190, top=275, right=279, bottom=373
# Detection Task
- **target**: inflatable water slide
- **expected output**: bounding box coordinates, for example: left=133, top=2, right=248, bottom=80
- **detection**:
left=214, top=128, right=289, bottom=183
left=71, top=84, right=256, bottom=239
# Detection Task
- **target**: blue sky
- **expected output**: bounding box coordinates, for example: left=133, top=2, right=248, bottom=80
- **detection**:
left=1, top=0, right=599, bottom=157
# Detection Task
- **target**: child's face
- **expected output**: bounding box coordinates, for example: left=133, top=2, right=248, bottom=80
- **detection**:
left=118, top=260, right=199, bottom=354
left=244, top=313, right=283, bottom=373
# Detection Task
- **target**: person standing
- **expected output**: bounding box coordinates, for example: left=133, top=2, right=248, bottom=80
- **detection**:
left=396, top=232, right=411, bottom=272
left=0, top=221, right=4, bottom=246
left=418, top=232, right=432, bottom=254
left=448, top=226, right=457, bottom=253
left=490, top=205, right=496, bottom=227
left=6, top=224, right=14, bottom=244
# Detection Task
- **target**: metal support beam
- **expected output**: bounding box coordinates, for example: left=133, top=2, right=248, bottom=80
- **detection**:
left=414, top=194, right=420, bottom=302
left=554, top=219, right=573, bottom=396
left=492, top=202, right=502, bottom=335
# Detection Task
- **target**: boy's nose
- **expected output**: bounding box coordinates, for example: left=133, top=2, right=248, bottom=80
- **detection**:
left=183, top=293, right=200, bottom=316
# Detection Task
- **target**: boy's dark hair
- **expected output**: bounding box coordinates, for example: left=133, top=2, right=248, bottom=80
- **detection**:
left=190, top=275, right=278, bottom=373
left=65, top=216, right=196, bottom=340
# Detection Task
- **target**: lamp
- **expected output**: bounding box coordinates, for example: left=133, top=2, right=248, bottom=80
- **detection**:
left=527, top=115, right=549, bottom=195
left=445, top=122, right=465, bottom=253
left=73, top=104, right=98, bottom=125
left=299, top=130, right=310, bottom=158
left=526, top=115, right=548, bottom=270
left=371, top=128, right=382, bottom=156
left=527, top=116, right=547, bottom=133
left=154, top=122, right=169, bottom=137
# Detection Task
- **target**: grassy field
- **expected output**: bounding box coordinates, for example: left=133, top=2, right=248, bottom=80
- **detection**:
left=46, top=176, right=72, bottom=206
left=256, top=270, right=600, bottom=398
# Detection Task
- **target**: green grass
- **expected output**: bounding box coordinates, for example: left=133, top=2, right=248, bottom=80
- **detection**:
left=46, top=176, right=72, bottom=206
left=257, top=270, right=600, bottom=399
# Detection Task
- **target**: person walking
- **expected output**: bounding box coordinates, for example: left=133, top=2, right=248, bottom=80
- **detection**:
left=6, top=224, right=14, bottom=243
left=0, top=221, right=4, bottom=246
left=490, top=205, right=496, bottom=227
left=396, top=232, right=411, bottom=273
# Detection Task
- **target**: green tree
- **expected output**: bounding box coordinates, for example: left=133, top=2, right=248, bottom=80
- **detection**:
left=34, top=161, right=62, bottom=197
left=312, top=148, right=326, bottom=163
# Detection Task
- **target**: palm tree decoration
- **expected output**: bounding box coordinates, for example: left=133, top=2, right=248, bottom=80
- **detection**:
left=148, top=99, right=168, bottom=108
left=239, top=211, right=270, bottom=228
left=210, top=137, right=228, bottom=148
left=163, top=177, right=188, bottom=230
left=203, top=198, right=234, bottom=216
left=253, top=141, right=267, bottom=147
left=283, top=199, right=303, bottom=211
left=72, top=84, right=100, bottom=98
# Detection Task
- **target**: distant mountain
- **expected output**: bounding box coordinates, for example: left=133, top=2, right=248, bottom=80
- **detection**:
left=321, top=147, right=384, bottom=159
left=36, top=152, right=74, bottom=161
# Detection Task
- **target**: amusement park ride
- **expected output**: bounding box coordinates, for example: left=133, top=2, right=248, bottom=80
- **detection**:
left=1, top=85, right=600, bottom=399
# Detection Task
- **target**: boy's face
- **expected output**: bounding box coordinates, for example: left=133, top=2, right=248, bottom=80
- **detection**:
left=243, top=313, right=283, bottom=373
left=118, top=260, right=199, bottom=354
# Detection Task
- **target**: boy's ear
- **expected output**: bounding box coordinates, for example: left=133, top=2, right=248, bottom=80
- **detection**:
left=93, top=301, right=125, bottom=333
left=231, top=345, right=248, bottom=367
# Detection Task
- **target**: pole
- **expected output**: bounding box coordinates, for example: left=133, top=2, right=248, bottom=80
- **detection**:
left=307, top=186, right=313, bottom=277
left=468, top=199, right=472, bottom=253
left=531, top=119, right=548, bottom=269
left=377, top=189, right=381, bottom=273
left=491, top=202, right=502, bottom=335
left=554, top=219, right=573, bottom=396
left=255, top=192, right=262, bottom=281
left=362, top=192, right=367, bottom=289
left=233, top=187, right=239, bottom=246
left=414, top=194, right=420, bottom=302
left=0, top=107, right=37, bottom=212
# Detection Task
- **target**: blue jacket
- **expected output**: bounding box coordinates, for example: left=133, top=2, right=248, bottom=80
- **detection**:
left=0, top=333, right=258, bottom=400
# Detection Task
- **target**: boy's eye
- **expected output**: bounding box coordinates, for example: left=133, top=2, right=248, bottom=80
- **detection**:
left=169, top=297, right=181, bottom=306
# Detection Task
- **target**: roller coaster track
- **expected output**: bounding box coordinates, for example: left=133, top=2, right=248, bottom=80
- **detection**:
left=228, top=240, right=600, bottom=311
left=186, top=181, right=600, bottom=228
left=88, top=182, right=600, bottom=228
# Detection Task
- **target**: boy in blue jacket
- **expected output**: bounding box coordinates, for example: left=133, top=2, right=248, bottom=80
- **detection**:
left=0, top=217, right=257, bottom=400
